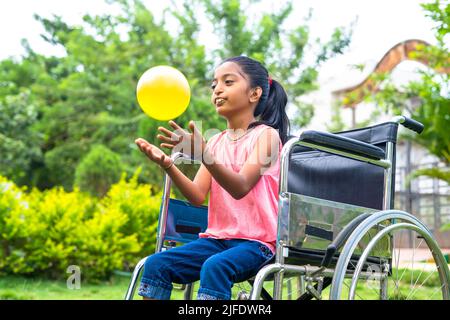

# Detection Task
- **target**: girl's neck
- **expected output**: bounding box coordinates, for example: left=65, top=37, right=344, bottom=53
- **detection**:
left=225, top=115, right=257, bottom=141
left=226, top=114, right=256, bottom=132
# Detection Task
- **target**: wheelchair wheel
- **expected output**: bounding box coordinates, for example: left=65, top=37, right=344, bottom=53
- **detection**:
left=330, top=210, right=450, bottom=300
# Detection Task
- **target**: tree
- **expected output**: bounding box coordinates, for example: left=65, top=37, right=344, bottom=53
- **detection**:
left=0, top=0, right=353, bottom=193
left=197, top=0, right=353, bottom=128
left=74, top=145, right=124, bottom=197
left=0, top=91, right=42, bottom=185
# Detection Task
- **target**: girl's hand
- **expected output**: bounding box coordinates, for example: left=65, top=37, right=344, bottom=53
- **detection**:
left=135, top=138, right=173, bottom=169
left=157, top=120, right=206, bottom=161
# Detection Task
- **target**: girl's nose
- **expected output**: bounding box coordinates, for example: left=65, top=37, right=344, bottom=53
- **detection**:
left=213, top=83, right=224, bottom=95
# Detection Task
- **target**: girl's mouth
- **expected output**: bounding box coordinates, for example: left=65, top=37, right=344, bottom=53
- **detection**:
left=215, top=98, right=226, bottom=107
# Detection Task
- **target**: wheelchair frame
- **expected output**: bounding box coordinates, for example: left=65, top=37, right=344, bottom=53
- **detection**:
left=125, top=116, right=450, bottom=300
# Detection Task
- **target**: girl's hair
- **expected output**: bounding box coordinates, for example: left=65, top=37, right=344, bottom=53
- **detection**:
left=220, top=56, right=290, bottom=144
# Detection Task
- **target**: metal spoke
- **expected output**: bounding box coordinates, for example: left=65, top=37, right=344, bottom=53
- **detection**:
left=406, top=265, right=438, bottom=300
left=394, top=231, right=403, bottom=297
left=428, top=283, right=445, bottom=300
left=347, top=259, right=384, bottom=300
left=407, top=251, right=434, bottom=295
left=285, top=278, right=294, bottom=299
left=404, top=264, right=430, bottom=300
left=411, top=232, right=415, bottom=289
left=343, top=278, right=365, bottom=300
left=397, top=238, right=424, bottom=284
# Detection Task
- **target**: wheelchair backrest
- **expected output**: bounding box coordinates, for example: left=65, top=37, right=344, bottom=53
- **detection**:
left=288, top=122, right=398, bottom=210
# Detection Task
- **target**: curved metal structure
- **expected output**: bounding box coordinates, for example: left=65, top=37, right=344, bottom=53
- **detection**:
left=333, top=39, right=450, bottom=108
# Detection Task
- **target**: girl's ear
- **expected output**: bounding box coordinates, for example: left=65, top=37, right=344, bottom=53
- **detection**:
left=249, top=87, right=263, bottom=103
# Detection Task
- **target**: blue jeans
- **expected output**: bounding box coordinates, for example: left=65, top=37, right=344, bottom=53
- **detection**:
left=138, top=238, right=274, bottom=300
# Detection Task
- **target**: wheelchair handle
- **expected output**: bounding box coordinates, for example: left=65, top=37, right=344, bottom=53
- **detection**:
left=170, top=152, right=196, bottom=163
left=392, top=116, right=424, bottom=134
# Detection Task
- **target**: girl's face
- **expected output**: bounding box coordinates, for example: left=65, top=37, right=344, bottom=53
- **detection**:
left=210, top=62, right=261, bottom=118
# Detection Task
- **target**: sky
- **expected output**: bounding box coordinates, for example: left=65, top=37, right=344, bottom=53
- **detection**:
left=0, top=0, right=441, bottom=131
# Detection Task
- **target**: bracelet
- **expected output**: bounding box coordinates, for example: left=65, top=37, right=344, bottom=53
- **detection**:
left=162, top=161, right=174, bottom=171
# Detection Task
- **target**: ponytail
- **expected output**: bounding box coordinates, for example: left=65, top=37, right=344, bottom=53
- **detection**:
left=221, top=56, right=290, bottom=145
left=248, top=79, right=290, bottom=145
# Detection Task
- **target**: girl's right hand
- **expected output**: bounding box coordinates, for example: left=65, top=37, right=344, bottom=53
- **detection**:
left=135, top=138, right=173, bottom=169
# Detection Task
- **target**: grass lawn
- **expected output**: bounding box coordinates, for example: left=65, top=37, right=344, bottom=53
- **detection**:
left=0, top=269, right=445, bottom=300
left=0, top=274, right=134, bottom=300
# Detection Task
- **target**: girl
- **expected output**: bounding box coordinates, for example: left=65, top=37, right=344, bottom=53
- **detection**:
left=135, top=56, right=290, bottom=300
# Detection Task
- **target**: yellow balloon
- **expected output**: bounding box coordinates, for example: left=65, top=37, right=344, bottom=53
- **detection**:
left=136, top=66, right=191, bottom=121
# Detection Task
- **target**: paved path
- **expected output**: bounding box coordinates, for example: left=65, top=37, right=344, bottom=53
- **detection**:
left=394, top=248, right=450, bottom=270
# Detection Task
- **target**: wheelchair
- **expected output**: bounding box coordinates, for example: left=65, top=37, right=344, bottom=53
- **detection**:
left=125, top=116, right=450, bottom=300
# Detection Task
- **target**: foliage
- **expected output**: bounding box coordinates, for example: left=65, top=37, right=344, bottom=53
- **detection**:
left=0, top=173, right=160, bottom=281
left=0, top=176, right=31, bottom=273
left=421, top=0, right=450, bottom=43
left=326, top=101, right=347, bottom=132
left=408, top=167, right=450, bottom=185
left=74, top=145, right=124, bottom=197
left=23, top=187, right=103, bottom=279
left=0, top=0, right=353, bottom=193
left=0, top=92, right=42, bottom=186
left=198, top=0, right=354, bottom=128
left=98, top=168, right=161, bottom=264
left=370, top=70, right=449, bottom=168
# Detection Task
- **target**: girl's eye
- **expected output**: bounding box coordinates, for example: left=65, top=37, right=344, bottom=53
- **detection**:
left=210, top=80, right=233, bottom=90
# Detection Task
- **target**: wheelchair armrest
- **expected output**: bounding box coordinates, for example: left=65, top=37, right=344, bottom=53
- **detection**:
left=299, top=130, right=386, bottom=160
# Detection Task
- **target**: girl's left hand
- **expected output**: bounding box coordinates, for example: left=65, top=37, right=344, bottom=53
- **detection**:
left=157, top=120, right=206, bottom=161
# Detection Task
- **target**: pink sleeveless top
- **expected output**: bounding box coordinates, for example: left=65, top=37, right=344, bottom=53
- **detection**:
left=199, top=124, right=282, bottom=253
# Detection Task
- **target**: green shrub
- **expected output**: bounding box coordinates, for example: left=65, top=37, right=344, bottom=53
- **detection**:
left=0, top=173, right=162, bottom=281
left=24, top=187, right=99, bottom=278
left=0, top=176, right=31, bottom=274
left=99, top=168, right=162, bottom=269
left=74, top=204, right=141, bottom=281
left=74, top=145, right=123, bottom=198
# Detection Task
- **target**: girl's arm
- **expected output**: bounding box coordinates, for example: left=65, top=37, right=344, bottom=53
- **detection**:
left=135, top=138, right=211, bottom=206
left=156, top=121, right=279, bottom=201
left=165, top=162, right=211, bottom=206
left=202, top=128, right=280, bottom=200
